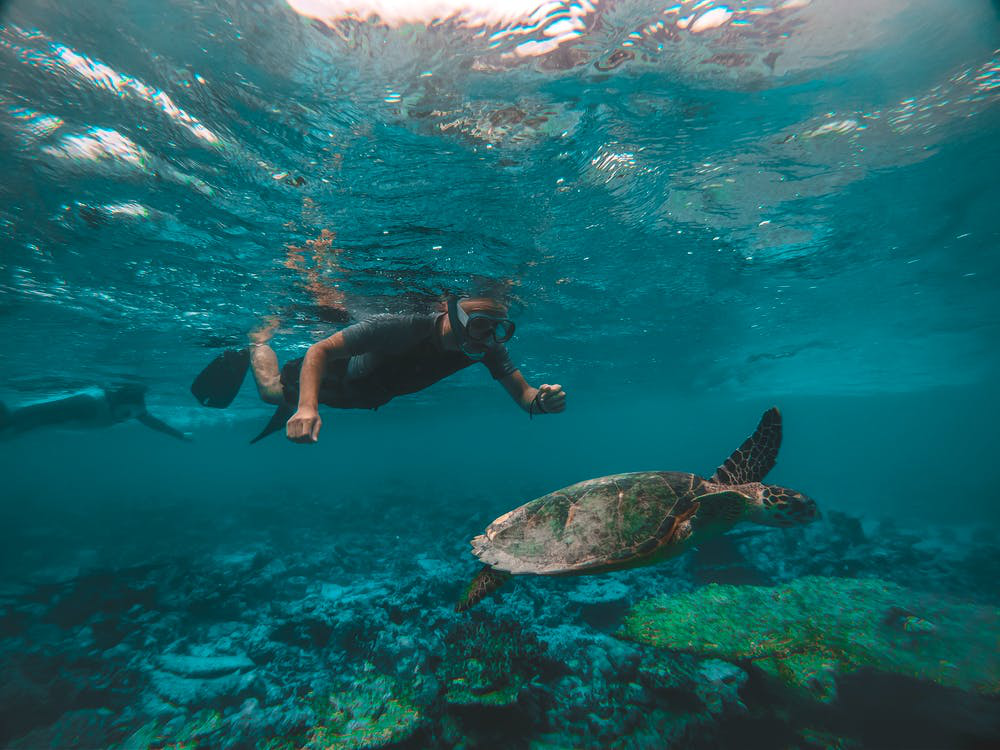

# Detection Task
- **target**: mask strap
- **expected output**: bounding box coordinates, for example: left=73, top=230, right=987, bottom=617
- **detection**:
left=447, top=295, right=485, bottom=360
left=456, top=298, right=471, bottom=328
left=447, top=295, right=463, bottom=335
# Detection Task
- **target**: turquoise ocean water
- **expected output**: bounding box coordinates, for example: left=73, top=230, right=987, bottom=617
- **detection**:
left=1, top=1, right=999, bottom=748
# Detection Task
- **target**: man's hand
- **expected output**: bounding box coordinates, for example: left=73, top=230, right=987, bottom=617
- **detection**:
left=286, top=408, right=322, bottom=443
left=536, top=383, right=566, bottom=413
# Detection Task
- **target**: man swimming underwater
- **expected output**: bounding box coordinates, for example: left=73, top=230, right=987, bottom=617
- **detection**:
left=192, top=296, right=567, bottom=443
left=0, top=384, right=190, bottom=441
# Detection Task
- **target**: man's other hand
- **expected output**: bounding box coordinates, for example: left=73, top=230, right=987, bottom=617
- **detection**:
left=286, top=408, right=322, bottom=443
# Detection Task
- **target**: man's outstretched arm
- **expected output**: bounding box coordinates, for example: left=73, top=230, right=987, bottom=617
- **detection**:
left=286, top=315, right=433, bottom=444
left=285, top=331, right=350, bottom=444
left=137, top=413, right=192, bottom=441
left=499, top=371, right=566, bottom=416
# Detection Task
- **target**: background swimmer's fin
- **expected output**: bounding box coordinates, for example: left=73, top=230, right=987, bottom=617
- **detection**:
left=250, top=403, right=294, bottom=444
left=190, top=348, right=250, bottom=408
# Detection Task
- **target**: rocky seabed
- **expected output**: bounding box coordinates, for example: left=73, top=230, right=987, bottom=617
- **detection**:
left=2, top=509, right=998, bottom=750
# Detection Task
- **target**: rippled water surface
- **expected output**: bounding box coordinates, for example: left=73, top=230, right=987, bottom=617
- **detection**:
left=3, top=0, right=997, bottom=400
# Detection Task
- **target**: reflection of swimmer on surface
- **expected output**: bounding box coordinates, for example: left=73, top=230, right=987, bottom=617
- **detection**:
left=239, top=226, right=352, bottom=394
left=192, top=296, right=567, bottom=444
left=279, top=227, right=350, bottom=325
left=0, top=384, right=190, bottom=441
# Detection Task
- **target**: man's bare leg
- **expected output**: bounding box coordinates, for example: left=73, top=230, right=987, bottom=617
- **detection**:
left=249, top=318, right=284, bottom=405
left=249, top=345, right=283, bottom=405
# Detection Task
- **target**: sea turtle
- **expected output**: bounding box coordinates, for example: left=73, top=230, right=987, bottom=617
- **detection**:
left=456, top=407, right=819, bottom=612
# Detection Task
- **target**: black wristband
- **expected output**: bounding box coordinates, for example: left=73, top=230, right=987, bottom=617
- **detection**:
left=529, top=391, right=547, bottom=420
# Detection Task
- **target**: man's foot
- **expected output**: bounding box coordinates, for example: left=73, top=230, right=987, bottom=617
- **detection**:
left=249, top=315, right=281, bottom=346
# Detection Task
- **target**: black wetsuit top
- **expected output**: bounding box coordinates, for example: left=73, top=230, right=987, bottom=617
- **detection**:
left=279, top=313, right=516, bottom=410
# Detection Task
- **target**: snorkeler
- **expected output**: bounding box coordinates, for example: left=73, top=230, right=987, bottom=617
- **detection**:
left=191, top=296, right=567, bottom=443
left=0, top=384, right=191, bottom=441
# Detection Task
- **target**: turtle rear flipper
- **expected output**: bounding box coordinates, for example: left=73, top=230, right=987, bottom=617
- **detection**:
left=456, top=566, right=511, bottom=613
left=711, top=407, right=782, bottom=484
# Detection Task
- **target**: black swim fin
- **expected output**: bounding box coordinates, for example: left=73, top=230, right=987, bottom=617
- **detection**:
left=191, top=348, right=251, bottom=408
left=250, top=403, right=294, bottom=444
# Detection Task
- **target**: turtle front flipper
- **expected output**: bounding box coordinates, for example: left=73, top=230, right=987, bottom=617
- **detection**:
left=711, top=407, right=782, bottom=484
left=456, top=566, right=511, bottom=613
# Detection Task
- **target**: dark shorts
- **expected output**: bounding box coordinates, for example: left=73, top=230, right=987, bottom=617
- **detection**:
left=280, top=357, right=386, bottom=410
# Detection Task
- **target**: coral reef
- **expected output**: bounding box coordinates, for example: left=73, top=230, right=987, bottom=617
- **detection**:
left=619, top=575, right=1000, bottom=702
left=2, top=504, right=998, bottom=749
left=440, top=618, right=546, bottom=708
left=303, top=669, right=425, bottom=750
left=113, top=709, right=223, bottom=750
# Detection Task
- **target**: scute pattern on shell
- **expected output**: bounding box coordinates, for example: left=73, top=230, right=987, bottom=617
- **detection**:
left=471, top=472, right=704, bottom=575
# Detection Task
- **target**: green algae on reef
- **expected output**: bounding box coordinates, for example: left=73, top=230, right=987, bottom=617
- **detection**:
left=115, top=709, right=223, bottom=750
left=441, top=618, right=546, bottom=708
left=618, top=576, right=1000, bottom=702
left=304, top=671, right=424, bottom=750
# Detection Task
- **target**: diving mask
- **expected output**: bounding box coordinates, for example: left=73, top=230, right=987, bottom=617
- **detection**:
left=447, top=296, right=515, bottom=359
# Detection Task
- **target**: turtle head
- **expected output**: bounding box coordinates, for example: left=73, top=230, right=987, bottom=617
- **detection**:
left=749, top=484, right=819, bottom=527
